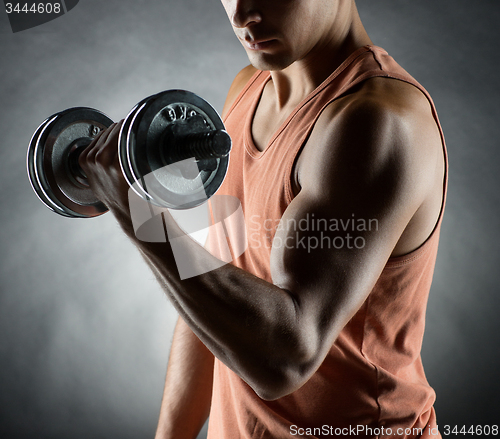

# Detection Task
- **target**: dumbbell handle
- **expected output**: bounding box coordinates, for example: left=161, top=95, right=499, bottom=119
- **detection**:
left=167, top=129, right=231, bottom=163
left=67, top=138, right=91, bottom=185
left=65, top=128, right=231, bottom=186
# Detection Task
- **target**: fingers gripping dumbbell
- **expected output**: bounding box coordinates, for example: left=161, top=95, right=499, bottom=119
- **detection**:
left=27, top=90, right=231, bottom=217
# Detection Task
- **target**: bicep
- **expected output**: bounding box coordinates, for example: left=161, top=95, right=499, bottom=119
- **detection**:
left=270, top=189, right=400, bottom=346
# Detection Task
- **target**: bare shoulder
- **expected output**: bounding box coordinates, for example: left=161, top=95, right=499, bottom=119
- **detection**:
left=299, top=76, right=443, bottom=192
left=321, top=77, right=440, bottom=151
left=221, top=65, right=258, bottom=119
left=321, top=77, right=439, bottom=143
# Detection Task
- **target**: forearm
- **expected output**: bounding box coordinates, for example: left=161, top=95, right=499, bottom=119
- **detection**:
left=155, top=317, right=214, bottom=439
left=135, top=212, right=312, bottom=400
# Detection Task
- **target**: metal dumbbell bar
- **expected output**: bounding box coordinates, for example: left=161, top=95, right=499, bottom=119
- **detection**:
left=27, top=90, right=231, bottom=218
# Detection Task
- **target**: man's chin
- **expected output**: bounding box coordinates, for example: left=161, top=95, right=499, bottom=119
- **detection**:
left=246, top=51, right=294, bottom=72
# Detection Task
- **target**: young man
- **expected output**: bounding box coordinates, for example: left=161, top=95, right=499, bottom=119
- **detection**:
left=80, top=0, right=446, bottom=437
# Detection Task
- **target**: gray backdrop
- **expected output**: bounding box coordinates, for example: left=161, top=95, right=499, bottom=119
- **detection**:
left=1, top=1, right=498, bottom=438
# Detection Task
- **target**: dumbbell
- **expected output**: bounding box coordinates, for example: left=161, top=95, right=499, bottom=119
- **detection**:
left=27, top=90, right=232, bottom=218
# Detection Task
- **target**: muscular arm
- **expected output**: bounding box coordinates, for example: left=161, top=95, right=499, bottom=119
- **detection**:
left=80, top=76, right=443, bottom=401
left=155, top=317, right=213, bottom=439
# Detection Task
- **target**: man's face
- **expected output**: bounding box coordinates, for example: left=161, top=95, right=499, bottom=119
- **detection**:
left=221, top=0, right=339, bottom=71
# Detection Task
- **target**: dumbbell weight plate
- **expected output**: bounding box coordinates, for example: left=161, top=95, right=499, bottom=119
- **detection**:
left=27, top=108, right=113, bottom=218
left=27, top=114, right=61, bottom=214
left=118, top=94, right=157, bottom=204
left=119, top=90, right=229, bottom=210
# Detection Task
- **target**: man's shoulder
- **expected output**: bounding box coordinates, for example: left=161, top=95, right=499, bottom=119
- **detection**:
left=323, top=76, right=433, bottom=131
left=221, top=65, right=259, bottom=119
left=312, top=76, right=440, bottom=160
left=298, top=76, right=442, bottom=192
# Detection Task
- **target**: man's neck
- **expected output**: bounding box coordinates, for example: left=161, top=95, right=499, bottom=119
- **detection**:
left=269, top=3, right=372, bottom=111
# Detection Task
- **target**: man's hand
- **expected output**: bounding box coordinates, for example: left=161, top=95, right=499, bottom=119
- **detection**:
left=78, top=120, right=132, bottom=224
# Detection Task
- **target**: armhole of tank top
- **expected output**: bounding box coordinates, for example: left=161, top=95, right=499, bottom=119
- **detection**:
left=284, top=72, right=448, bottom=267
left=223, top=69, right=267, bottom=123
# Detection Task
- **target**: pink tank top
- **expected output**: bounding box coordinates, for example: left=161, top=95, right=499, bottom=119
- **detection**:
left=207, top=45, right=448, bottom=439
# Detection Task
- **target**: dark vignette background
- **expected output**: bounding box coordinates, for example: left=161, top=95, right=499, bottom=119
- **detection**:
left=0, top=1, right=498, bottom=438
